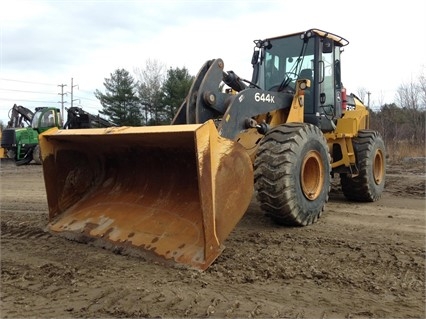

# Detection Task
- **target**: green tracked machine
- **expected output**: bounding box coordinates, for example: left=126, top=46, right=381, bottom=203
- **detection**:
left=1, top=105, right=115, bottom=165
left=1, top=106, right=62, bottom=165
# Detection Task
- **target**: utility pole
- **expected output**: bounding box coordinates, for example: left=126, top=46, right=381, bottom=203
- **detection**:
left=70, top=78, right=79, bottom=108
left=58, top=84, right=67, bottom=115
left=367, top=91, right=371, bottom=109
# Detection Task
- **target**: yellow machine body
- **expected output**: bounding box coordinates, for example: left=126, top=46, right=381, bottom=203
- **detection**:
left=325, top=99, right=370, bottom=169
left=39, top=121, right=253, bottom=270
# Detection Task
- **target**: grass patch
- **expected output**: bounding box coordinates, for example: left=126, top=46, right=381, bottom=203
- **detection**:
left=386, top=140, right=426, bottom=163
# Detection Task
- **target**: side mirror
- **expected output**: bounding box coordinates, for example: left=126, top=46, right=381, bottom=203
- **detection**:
left=320, top=92, right=326, bottom=105
left=323, top=38, right=333, bottom=54
left=251, top=50, right=260, bottom=65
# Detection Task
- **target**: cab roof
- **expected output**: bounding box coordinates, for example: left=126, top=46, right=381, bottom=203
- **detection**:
left=267, top=28, right=349, bottom=47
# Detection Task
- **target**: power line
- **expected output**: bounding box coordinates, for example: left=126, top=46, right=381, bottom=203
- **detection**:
left=0, top=97, right=59, bottom=104
left=0, top=77, right=101, bottom=110
left=0, top=88, right=58, bottom=95
left=78, top=88, right=97, bottom=94
left=79, top=105, right=101, bottom=111
left=0, top=78, right=57, bottom=86
left=74, top=95, right=98, bottom=102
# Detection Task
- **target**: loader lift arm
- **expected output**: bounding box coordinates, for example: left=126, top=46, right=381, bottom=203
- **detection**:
left=172, top=58, right=299, bottom=139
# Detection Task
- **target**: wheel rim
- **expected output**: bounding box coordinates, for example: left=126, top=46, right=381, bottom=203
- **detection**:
left=301, top=150, right=324, bottom=201
left=373, top=149, right=385, bottom=185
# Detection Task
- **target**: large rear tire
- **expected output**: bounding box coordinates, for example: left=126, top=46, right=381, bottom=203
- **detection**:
left=340, top=130, right=386, bottom=201
left=254, top=123, right=331, bottom=226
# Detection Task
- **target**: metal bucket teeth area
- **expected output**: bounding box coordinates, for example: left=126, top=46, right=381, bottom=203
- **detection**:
left=39, top=121, right=253, bottom=270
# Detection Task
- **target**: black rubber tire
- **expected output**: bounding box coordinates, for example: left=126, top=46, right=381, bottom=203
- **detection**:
left=15, top=147, right=33, bottom=166
left=340, top=130, right=386, bottom=202
left=254, top=123, right=331, bottom=226
left=32, top=145, right=42, bottom=165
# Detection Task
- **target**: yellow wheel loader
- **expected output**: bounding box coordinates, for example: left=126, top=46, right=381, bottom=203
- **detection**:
left=39, top=29, right=386, bottom=270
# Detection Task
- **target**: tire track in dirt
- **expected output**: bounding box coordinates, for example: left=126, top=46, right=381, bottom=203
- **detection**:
left=1, top=220, right=52, bottom=240
left=1, top=163, right=425, bottom=318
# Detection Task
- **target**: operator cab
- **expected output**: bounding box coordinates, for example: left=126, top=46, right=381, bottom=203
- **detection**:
left=32, top=107, right=62, bottom=133
left=253, top=29, right=349, bottom=132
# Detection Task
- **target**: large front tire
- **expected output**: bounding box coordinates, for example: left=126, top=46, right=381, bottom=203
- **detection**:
left=340, top=130, right=386, bottom=201
left=254, top=123, right=331, bottom=226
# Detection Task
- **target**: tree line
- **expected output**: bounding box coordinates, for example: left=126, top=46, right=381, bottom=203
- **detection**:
left=95, top=59, right=193, bottom=126
left=1, top=60, right=424, bottom=158
left=369, top=71, right=426, bottom=154
left=98, top=60, right=425, bottom=155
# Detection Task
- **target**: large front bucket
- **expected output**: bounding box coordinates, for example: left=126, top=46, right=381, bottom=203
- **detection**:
left=39, top=120, right=253, bottom=270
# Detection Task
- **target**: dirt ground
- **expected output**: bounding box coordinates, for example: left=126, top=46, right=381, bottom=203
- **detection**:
left=1, top=159, right=425, bottom=319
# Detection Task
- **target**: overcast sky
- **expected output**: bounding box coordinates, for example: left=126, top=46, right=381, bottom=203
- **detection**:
left=0, top=0, right=425, bottom=124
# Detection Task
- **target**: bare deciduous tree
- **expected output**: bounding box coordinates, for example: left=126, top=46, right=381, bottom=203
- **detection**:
left=374, top=91, right=385, bottom=111
left=369, top=71, right=425, bottom=159
left=418, top=68, right=426, bottom=108
left=396, top=77, right=424, bottom=143
left=356, top=87, right=367, bottom=104
left=134, top=59, right=166, bottom=125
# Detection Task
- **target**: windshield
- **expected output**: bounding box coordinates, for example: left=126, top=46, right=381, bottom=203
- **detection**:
left=31, top=111, right=42, bottom=129
left=32, top=109, right=59, bottom=129
left=259, top=34, right=315, bottom=91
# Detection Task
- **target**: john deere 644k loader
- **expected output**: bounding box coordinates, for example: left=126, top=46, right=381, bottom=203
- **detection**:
left=39, top=29, right=386, bottom=270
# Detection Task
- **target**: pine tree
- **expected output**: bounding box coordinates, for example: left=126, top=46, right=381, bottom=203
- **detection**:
left=95, top=69, right=142, bottom=126
left=161, top=67, right=193, bottom=123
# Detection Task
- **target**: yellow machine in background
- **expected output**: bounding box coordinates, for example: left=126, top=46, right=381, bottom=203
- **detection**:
left=0, top=131, right=6, bottom=159
left=39, top=29, right=386, bottom=270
